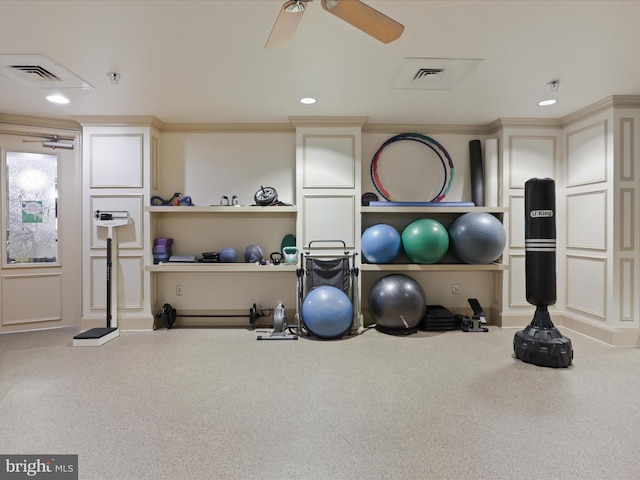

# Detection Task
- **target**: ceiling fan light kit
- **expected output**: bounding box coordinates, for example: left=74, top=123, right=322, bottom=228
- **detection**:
left=266, top=0, right=403, bottom=49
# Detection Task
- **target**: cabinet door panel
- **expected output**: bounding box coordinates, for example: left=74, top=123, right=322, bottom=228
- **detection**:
left=302, top=194, right=355, bottom=248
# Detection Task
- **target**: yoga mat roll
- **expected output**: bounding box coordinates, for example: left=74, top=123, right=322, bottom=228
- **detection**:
left=485, top=138, right=499, bottom=207
left=469, top=140, right=484, bottom=207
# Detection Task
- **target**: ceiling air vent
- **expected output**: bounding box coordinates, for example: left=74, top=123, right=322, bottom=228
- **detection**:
left=0, top=54, right=93, bottom=89
left=391, top=58, right=483, bottom=90
left=10, top=65, right=62, bottom=82
left=413, top=68, right=444, bottom=81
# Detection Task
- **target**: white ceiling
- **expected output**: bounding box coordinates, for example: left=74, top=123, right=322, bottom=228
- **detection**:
left=1, top=0, right=639, bottom=126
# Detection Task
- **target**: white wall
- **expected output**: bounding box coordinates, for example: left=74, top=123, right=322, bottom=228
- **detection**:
left=160, top=132, right=296, bottom=207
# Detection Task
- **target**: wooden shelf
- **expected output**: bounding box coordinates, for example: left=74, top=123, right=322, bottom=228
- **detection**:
left=361, top=206, right=507, bottom=214
left=359, top=263, right=507, bottom=272
left=146, top=263, right=298, bottom=273
left=146, top=206, right=297, bottom=214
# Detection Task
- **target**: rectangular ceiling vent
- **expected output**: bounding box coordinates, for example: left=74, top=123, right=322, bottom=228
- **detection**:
left=10, top=65, right=63, bottom=82
left=391, top=58, right=483, bottom=90
left=413, top=68, right=444, bottom=81
left=0, top=54, right=93, bottom=89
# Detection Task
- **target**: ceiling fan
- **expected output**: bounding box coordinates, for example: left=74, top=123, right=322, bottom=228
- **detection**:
left=265, top=0, right=404, bottom=49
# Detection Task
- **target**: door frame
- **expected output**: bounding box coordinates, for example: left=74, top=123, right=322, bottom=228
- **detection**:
left=0, top=120, right=82, bottom=333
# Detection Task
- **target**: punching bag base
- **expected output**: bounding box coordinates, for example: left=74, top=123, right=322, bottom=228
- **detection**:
left=514, top=324, right=573, bottom=368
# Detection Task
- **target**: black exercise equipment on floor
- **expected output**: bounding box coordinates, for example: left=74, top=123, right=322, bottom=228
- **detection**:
left=157, top=303, right=270, bottom=329
left=422, top=305, right=457, bottom=331
left=461, top=298, right=489, bottom=332
left=514, top=178, right=573, bottom=368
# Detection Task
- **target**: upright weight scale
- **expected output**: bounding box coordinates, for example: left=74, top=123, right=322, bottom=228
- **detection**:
left=74, top=211, right=130, bottom=347
left=514, top=178, right=573, bottom=367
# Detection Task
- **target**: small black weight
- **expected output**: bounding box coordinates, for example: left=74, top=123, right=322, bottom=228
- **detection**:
left=160, top=303, right=177, bottom=329
left=270, top=252, right=282, bottom=265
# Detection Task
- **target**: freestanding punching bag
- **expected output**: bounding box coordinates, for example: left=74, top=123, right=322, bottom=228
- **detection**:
left=513, top=178, right=573, bottom=367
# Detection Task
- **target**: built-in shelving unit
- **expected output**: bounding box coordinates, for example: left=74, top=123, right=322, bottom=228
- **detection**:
left=145, top=204, right=299, bottom=326
left=360, top=206, right=508, bottom=270
left=358, top=205, right=509, bottom=324
left=145, top=204, right=298, bottom=268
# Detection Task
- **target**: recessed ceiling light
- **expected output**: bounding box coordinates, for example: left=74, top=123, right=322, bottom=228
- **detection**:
left=300, top=97, right=316, bottom=105
left=538, top=99, right=557, bottom=106
left=46, top=94, right=69, bottom=104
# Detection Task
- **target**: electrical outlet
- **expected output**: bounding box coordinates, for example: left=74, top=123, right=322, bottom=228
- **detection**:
left=176, top=285, right=183, bottom=296
left=452, top=284, right=460, bottom=294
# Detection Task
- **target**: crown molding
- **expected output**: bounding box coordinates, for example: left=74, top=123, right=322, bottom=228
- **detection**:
left=289, top=116, right=369, bottom=127
left=560, top=95, right=640, bottom=127
left=489, top=118, right=563, bottom=131
left=610, top=94, right=640, bottom=108
left=363, top=123, right=493, bottom=136
left=72, top=115, right=165, bottom=129
left=0, top=113, right=81, bottom=131
left=161, top=123, right=294, bottom=134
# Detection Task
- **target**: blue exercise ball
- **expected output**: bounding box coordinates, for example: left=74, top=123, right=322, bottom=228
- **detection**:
left=369, top=274, right=426, bottom=330
left=449, top=212, right=506, bottom=264
left=401, top=218, right=449, bottom=264
left=302, top=286, right=353, bottom=338
left=243, top=244, right=263, bottom=263
left=361, top=224, right=401, bottom=264
left=219, top=247, right=238, bottom=263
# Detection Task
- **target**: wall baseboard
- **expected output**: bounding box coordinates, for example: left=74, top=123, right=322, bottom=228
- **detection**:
left=80, top=314, right=155, bottom=332
left=500, top=311, right=640, bottom=347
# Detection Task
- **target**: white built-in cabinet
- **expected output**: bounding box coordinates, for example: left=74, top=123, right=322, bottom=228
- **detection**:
left=359, top=206, right=508, bottom=323
left=79, top=119, right=159, bottom=331
left=77, top=100, right=640, bottom=344
left=145, top=206, right=298, bottom=327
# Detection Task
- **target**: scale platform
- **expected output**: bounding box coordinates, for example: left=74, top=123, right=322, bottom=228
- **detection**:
left=73, top=327, right=119, bottom=347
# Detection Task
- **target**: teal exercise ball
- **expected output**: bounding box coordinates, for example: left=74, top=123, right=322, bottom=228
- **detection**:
left=401, top=218, right=449, bottom=264
left=449, top=212, right=506, bottom=264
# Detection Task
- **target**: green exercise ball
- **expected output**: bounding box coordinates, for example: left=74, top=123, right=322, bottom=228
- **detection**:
left=401, top=218, right=449, bottom=264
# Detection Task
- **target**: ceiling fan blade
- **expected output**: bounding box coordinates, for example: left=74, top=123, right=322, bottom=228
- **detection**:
left=321, top=0, right=404, bottom=44
left=265, top=1, right=307, bottom=49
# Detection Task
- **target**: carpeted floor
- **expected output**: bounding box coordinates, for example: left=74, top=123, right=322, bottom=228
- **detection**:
left=1, top=324, right=640, bottom=479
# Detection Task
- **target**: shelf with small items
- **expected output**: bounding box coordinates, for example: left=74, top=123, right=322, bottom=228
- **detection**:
left=146, top=263, right=298, bottom=273
left=146, top=204, right=298, bottom=267
left=361, top=206, right=507, bottom=215
left=359, top=263, right=507, bottom=272
left=145, top=205, right=297, bottom=214
left=359, top=205, right=509, bottom=272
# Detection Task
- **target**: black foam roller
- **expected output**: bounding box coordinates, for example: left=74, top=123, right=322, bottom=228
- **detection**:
left=469, top=140, right=484, bottom=207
